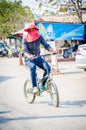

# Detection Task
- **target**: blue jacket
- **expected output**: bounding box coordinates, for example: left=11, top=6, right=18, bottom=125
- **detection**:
left=22, top=35, right=51, bottom=56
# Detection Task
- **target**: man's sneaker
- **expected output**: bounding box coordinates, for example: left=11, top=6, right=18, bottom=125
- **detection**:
left=33, top=87, right=39, bottom=93
left=40, top=86, right=46, bottom=92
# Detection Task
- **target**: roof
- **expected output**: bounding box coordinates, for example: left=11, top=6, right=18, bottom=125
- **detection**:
left=38, top=13, right=86, bottom=23
left=7, top=29, right=23, bottom=39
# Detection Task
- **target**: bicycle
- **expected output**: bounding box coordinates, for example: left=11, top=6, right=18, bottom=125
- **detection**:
left=23, top=53, right=59, bottom=107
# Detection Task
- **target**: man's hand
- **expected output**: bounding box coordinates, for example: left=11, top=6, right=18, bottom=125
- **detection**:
left=28, top=54, right=35, bottom=60
left=49, top=48, right=58, bottom=54
left=24, top=52, right=35, bottom=60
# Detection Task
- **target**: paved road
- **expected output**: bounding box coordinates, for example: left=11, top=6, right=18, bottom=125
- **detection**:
left=0, top=58, right=86, bottom=130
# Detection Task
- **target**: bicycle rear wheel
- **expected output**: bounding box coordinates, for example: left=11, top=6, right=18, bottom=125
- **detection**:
left=23, top=79, right=36, bottom=103
left=49, top=81, right=59, bottom=107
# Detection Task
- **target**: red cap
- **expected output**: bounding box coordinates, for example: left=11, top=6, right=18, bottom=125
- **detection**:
left=24, top=23, right=40, bottom=42
left=24, top=23, right=39, bottom=32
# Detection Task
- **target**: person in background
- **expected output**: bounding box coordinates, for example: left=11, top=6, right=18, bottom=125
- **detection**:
left=8, top=48, right=12, bottom=58
left=63, top=40, right=78, bottom=58
left=22, top=23, right=55, bottom=93
left=61, top=40, right=71, bottom=48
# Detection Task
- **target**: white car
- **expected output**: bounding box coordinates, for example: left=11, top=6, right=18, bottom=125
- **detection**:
left=76, top=43, right=86, bottom=71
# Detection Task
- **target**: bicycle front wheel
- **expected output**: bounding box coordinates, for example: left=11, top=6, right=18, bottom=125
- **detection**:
left=23, top=79, right=36, bottom=103
left=49, top=81, right=59, bottom=107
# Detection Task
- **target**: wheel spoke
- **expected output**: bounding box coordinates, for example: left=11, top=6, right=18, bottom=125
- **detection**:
left=23, top=79, right=36, bottom=103
left=49, top=81, right=59, bottom=107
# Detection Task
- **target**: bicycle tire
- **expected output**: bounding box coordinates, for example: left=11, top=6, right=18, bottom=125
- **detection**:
left=49, top=81, right=59, bottom=107
left=23, top=79, right=36, bottom=103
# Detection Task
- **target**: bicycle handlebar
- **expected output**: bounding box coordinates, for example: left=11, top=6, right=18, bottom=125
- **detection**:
left=35, top=52, right=58, bottom=58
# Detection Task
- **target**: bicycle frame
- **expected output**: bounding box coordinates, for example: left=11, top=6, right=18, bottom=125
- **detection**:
left=36, top=74, right=50, bottom=92
left=23, top=52, right=59, bottom=107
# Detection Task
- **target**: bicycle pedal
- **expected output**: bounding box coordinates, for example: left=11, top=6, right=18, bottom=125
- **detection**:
left=36, top=92, right=40, bottom=96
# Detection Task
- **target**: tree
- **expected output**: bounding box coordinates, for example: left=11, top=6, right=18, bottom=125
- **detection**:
left=70, top=0, right=83, bottom=23
left=35, top=0, right=84, bottom=23
left=0, top=0, right=34, bottom=38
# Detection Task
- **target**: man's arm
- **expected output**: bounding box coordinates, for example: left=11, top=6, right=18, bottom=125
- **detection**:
left=48, top=47, right=54, bottom=52
left=41, top=36, right=55, bottom=52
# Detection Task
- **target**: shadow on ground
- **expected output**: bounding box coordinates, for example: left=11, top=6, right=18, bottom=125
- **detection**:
left=0, top=76, right=15, bottom=83
left=60, top=100, right=86, bottom=108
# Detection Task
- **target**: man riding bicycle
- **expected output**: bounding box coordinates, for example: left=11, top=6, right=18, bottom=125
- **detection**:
left=22, top=23, right=55, bottom=93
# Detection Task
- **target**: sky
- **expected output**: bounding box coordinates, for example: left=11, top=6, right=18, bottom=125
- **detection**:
left=20, top=0, right=58, bottom=14
left=10, top=0, right=86, bottom=16
left=10, top=0, right=86, bottom=7
left=21, top=0, right=37, bottom=7
left=10, top=0, right=43, bottom=15
left=11, top=0, right=38, bottom=8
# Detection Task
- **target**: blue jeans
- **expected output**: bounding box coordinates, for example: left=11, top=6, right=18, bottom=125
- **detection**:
left=63, top=48, right=72, bottom=58
left=25, top=57, right=51, bottom=88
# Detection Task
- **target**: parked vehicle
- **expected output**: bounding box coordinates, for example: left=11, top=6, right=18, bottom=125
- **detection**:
left=0, top=42, right=19, bottom=58
left=10, top=47, right=19, bottom=57
left=75, top=44, right=86, bottom=71
left=0, top=42, right=9, bottom=57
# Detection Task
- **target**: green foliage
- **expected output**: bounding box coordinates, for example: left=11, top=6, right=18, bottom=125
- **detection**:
left=0, top=0, right=34, bottom=38
left=35, top=0, right=83, bottom=23
left=59, top=7, right=67, bottom=12
left=50, top=2, right=57, bottom=6
left=48, top=0, right=53, bottom=3
left=38, top=2, right=42, bottom=8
